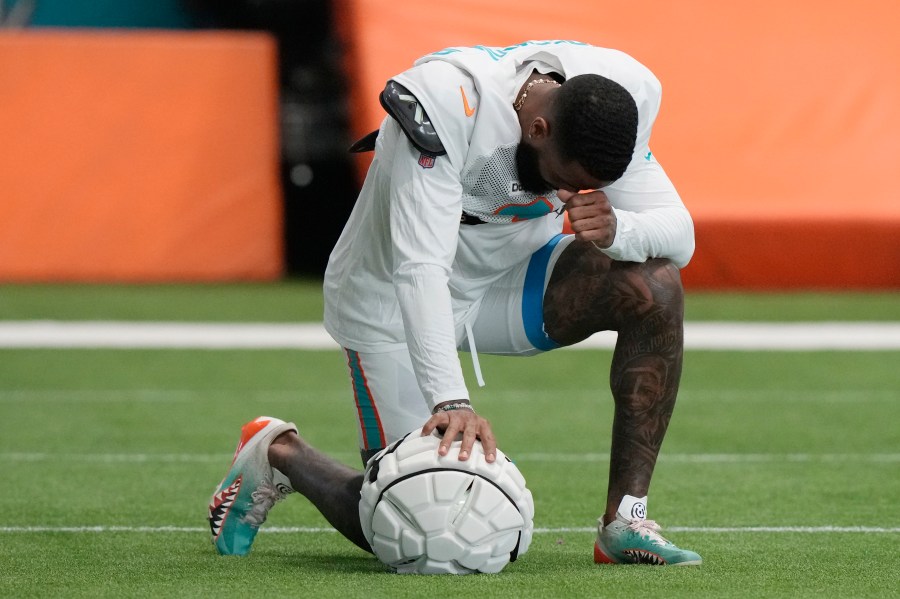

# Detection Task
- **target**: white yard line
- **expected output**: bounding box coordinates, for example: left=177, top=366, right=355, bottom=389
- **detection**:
left=0, top=321, right=336, bottom=349
left=0, top=525, right=896, bottom=534
left=1, top=321, right=899, bottom=350
left=4, top=452, right=898, bottom=464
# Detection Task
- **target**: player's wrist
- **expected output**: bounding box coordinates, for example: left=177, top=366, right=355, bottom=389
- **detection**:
left=432, top=400, right=474, bottom=414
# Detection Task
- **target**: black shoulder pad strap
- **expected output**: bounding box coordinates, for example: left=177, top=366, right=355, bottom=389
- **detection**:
left=348, top=129, right=379, bottom=153
left=380, top=80, right=446, bottom=156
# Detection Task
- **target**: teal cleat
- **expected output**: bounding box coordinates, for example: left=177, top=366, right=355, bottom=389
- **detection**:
left=207, top=416, right=298, bottom=555
left=594, top=495, right=702, bottom=566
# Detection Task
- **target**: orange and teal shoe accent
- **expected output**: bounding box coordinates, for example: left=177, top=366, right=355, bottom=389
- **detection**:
left=593, top=495, right=702, bottom=566
left=207, top=416, right=297, bottom=556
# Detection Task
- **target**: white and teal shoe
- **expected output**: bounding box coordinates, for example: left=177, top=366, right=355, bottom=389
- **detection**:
left=207, top=416, right=297, bottom=555
left=594, top=495, right=702, bottom=566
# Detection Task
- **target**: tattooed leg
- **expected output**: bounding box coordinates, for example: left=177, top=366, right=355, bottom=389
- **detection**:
left=268, top=432, right=372, bottom=552
left=543, top=240, right=684, bottom=524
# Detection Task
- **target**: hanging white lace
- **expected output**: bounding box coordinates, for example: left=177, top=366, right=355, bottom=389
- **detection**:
left=465, top=321, right=485, bottom=387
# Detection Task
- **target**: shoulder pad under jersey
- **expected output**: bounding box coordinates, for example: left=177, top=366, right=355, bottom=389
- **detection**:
left=380, top=80, right=446, bottom=156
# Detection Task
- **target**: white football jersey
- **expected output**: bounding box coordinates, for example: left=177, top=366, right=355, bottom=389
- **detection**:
left=324, top=41, right=694, bottom=409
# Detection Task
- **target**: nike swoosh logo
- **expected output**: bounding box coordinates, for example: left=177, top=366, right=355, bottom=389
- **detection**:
left=460, top=86, right=476, bottom=117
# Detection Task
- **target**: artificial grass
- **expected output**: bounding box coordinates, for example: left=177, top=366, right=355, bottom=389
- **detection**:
left=2, top=345, right=897, bottom=597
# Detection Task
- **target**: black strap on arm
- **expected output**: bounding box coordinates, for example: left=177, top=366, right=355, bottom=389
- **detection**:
left=348, top=129, right=379, bottom=153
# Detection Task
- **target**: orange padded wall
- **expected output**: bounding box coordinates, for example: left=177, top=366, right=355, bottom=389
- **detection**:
left=335, top=0, right=900, bottom=289
left=0, top=31, right=282, bottom=281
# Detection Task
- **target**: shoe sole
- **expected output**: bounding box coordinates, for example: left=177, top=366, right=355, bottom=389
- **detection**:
left=593, top=541, right=702, bottom=566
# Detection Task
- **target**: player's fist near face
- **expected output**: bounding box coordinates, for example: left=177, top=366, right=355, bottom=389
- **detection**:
left=558, top=189, right=616, bottom=249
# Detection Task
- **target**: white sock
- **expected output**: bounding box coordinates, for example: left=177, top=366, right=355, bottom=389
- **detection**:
left=616, top=494, right=648, bottom=522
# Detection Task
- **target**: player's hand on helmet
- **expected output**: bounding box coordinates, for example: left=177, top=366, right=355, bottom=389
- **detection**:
left=422, top=402, right=497, bottom=464
left=558, top=189, right=617, bottom=249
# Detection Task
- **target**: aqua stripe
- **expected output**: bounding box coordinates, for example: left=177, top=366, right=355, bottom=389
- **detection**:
left=522, top=234, right=565, bottom=351
left=346, top=350, right=384, bottom=450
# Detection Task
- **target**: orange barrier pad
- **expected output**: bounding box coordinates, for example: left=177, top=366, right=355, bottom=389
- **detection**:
left=0, top=31, right=282, bottom=282
left=336, top=0, right=899, bottom=289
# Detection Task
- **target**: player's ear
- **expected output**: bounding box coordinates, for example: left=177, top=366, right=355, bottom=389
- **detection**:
left=528, top=117, right=550, bottom=143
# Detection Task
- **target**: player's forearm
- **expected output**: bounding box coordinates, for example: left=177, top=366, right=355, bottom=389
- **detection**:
left=603, top=206, right=695, bottom=268
left=394, top=264, right=470, bottom=409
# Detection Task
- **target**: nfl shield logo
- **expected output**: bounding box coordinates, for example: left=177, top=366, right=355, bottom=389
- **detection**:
left=418, top=153, right=436, bottom=169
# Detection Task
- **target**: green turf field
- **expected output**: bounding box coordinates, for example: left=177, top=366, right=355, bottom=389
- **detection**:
left=1, top=283, right=898, bottom=598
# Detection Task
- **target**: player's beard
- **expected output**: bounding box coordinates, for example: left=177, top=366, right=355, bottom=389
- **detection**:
left=514, top=142, right=553, bottom=195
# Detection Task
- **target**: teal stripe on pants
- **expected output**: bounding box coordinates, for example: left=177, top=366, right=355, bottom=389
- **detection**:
left=346, top=349, right=385, bottom=450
